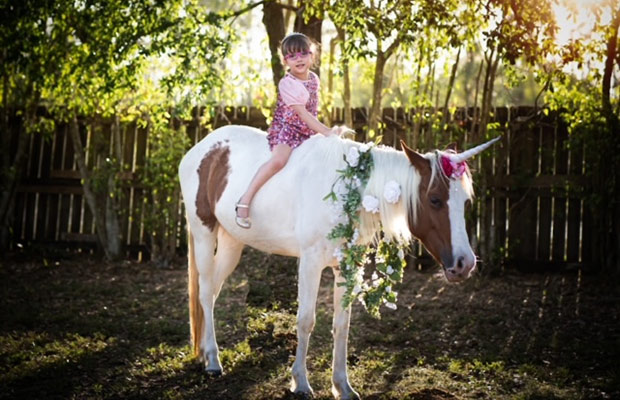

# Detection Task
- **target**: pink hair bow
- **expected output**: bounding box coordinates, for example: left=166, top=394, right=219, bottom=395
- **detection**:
left=440, top=155, right=467, bottom=179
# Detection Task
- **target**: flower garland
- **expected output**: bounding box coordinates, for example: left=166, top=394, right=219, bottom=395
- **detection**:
left=324, top=143, right=408, bottom=318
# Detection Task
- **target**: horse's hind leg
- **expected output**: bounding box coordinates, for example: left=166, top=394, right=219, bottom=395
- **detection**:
left=192, top=226, right=243, bottom=375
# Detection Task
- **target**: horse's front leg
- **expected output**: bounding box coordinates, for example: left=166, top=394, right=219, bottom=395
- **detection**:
left=331, top=268, right=360, bottom=400
left=291, top=253, right=323, bottom=396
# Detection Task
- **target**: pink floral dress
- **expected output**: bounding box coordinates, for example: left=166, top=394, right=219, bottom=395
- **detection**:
left=267, top=71, right=320, bottom=150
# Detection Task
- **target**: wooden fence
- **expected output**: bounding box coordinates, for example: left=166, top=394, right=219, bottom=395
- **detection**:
left=10, top=106, right=590, bottom=270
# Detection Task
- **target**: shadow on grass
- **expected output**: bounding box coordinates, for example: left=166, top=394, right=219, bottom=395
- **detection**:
left=1, top=250, right=619, bottom=399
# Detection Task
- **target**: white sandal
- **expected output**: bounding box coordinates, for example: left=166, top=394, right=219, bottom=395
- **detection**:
left=235, top=203, right=251, bottom=229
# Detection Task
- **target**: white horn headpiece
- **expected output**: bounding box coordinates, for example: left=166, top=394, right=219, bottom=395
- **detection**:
left=447, top=136, right=501, bottom=163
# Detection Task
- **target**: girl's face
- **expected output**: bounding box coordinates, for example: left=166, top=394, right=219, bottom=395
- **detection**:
left=283, top=49, right=313, bottom=80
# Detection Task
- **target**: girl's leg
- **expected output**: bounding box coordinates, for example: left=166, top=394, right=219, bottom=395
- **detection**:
left=236, top=143, right=292, bottom=220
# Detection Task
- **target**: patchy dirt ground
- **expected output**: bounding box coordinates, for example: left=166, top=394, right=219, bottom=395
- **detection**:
left=1, top=249, right=619, bottom=400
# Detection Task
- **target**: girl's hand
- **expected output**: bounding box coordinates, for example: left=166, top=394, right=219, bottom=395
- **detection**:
left=329, top=126, right=343, bottom=136
left=330, top=125, right=356, bottom=138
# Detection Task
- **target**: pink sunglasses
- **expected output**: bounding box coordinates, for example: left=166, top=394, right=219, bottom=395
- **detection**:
left=284, top=51, right=312, bottom=61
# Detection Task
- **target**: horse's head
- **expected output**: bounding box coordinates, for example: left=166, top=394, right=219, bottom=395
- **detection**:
left=401, top=138, right=500, bottom=282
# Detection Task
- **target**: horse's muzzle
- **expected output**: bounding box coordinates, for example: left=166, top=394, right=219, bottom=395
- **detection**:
left=443, top=253, right=476, bottom=282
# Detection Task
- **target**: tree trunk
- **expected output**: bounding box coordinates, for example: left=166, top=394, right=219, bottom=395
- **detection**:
left=337, top=27, right=353, bottom=129
left=105, top=116, right=123, bottom=258
left=600, top=6, right=620, bottom=272
left=469, top=55, right=485, bottom=140
left=294, top=0, right=323, bottom=76
left=411, top=49, right=423, bottom=148
left=368, top=51, right=386, bottom=139
left=478, top=47, right=498, bottom=140
left=441, top=47, right=461, bottom=135
left=0, top=82, right=36, bottom=251
left=0, top=111, right=30, bottom=252
left=262, top=1, right=286, bottom=89
left=69, top=114, right=122, bottom=260
left=324, top=35, right=338, bottom=126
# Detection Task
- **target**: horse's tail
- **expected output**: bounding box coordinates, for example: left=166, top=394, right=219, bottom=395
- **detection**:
left=187, top=225, right=204, bottom=358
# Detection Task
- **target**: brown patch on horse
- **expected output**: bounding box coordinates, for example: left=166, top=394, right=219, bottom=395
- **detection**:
left=401, top=141, right=452, bottom=267
left=195, top=142, right=231, bottom=230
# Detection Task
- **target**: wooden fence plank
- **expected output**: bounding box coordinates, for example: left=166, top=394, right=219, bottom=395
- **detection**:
left=551, top=121, right=569, bottom=262
left=566, top=135, right=584, bottom=263
left=537, top=117, right=555, bottom=262
left=507, top=108, right=538, bottom=264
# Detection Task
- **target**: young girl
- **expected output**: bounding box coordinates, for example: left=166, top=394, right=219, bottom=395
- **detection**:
left=235, top=32, right=341, bottom=229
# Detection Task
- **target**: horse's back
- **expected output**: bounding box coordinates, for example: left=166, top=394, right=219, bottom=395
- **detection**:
left=179, top=125, right=342, bottom=257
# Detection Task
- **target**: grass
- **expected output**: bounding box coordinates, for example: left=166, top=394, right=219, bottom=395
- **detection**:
left=1, top=249, right=619, bottom=399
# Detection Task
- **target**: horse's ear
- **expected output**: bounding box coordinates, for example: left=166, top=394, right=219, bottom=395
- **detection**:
left=400, top=140, right=430, bottom=173
left=445, top=142, right=457, bottom=152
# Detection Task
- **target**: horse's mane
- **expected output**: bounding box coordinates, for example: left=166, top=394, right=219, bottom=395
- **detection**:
left=359, top=145, right=420, bottom=244
left=312, top=136, right=419, bottom=245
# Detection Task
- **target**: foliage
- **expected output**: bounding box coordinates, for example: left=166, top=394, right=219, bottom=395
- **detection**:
left=325, top=143, right=407, bottom=317
left=0, top=0, right=234, bottom=258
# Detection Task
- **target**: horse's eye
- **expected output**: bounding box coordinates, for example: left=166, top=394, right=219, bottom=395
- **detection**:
left=430, top=196, right=442, bottom=209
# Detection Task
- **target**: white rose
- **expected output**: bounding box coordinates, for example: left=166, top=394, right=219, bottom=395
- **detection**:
left=362, top=195, right=380, bottom=214
left=346, top=146, right=360, bottom=167
left=359, top=143, right=370, bottom=153
left=383, top=180, right=401, bottom=204
left=353, top=285, right=362, bottom=295
left=384, top=301, right=397, bottom=310
left=386, top=265, right=394, bottom=275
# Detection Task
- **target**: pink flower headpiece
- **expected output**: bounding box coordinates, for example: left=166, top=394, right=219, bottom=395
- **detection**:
left=437, top=136, right=502, bottom=179
left=440, top=155, right=467, bottom=179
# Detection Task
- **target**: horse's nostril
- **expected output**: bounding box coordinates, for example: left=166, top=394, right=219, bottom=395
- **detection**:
left=457, top=256, right=464, bottom=269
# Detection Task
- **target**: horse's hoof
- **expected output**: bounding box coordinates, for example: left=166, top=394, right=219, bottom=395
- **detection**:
left=205, top=368, right=223, bottom=378
left=291, top=391, right=313, bottom=399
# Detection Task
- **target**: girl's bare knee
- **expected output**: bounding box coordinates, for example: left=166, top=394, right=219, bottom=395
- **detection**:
left=270, top=156, right=288, bottom=171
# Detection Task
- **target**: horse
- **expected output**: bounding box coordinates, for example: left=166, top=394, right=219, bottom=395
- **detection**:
left=178, top=125, right=499, bottom=399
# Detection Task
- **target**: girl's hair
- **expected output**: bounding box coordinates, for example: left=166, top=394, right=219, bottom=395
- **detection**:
left=280, top=32, right=319, bottom=68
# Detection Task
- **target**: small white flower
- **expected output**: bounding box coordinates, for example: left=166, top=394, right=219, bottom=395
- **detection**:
left=346, top=146, right=360, bottom=167
left=353, top=176, right=362, bottom=188
left=397, top=249, right=405, bottom=260
left=386, top=265, right=394, bottom=275
left=362, top=195, right=380, bottom=213
left=376, top=255, right=386, bottom=264
left=333, top=247, right=344, bottom=262
left=371, top=272, right=378, bottom=281
left=385, top=285, right=392, bottom=293
left=359, top=143, right=370, bottom=153
left=384, top=301, right=397, bottom=310
left=383, top=180, right=401, bottom=204
left=353, top=285, right=363, bottom=295
left=334, top=180, right=348, bottom=199
left=351, top=229, right=360, bottom=243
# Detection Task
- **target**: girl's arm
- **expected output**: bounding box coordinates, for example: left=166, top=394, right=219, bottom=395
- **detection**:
left=290, top=105, right=335, bottom=136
